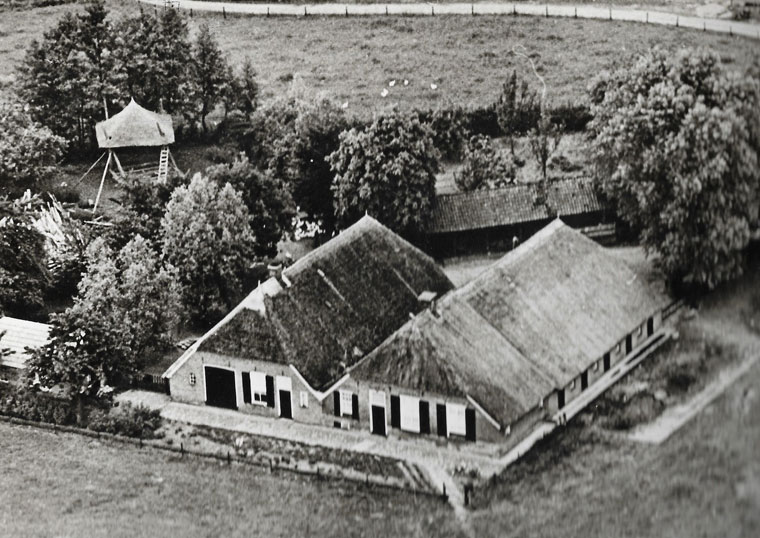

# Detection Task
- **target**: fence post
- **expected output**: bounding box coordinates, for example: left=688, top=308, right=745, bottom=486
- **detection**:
left=386, top=5, right=388, bottom=15
left=304, top=6, right=307, bottom=16
left=222, top=6, right=226, bottom=19
left=545, top=5, right=548, bottom=17
left=472, top=3, right=474, bottom=16
left=730, top=25, right=733, bottom=36
left=513, top=4, right=516, bottom=16
left=432, top=5, right=434, bottom=15
left=189, top=8, right=192, bottom=17
left=227, top=451, right=231, bottom=465
left=574, top=7, right=577, bottom=18
left=646, top=12, right=648, bottom=23
left=609, top=7, right=612, bottom=20
left=676, top=15, right=679, bottom=27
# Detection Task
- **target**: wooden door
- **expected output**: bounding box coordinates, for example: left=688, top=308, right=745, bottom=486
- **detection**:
left=419, top=401, right=430, bottom=434
left=465, top=409, right=476, bottom=442
left=279, top=390, right=292, bottom=419
left=436, top=403, right=447, bottom=437
left=647, top=317, right=654, bottom=337
left=204, top=366, right=237, bottom=410
left=581, top=371, right=588, bottom=391
left=557, top=389, right=565, bottom=410
left=371, top=406, right=386, bottom=436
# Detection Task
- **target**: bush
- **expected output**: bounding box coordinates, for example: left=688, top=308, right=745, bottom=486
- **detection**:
left=0, top=387, right=75, bottom=425
left=44, top=183, right=80, bottom=205
left=420, top=105, right=470, bottom=161
left=462, top=105, right=502, bottom=138
left=455, top=134, right=515, bottom=191
left=87, top=402, right=162, bottom=439
left=549, top=103, right=592, bottom=132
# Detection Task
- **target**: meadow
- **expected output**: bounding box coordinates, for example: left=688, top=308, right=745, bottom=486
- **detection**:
left=1, top=1, right=758, bottom=118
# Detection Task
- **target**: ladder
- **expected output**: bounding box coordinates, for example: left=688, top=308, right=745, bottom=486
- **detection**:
left=157, top=146, right=170, bottom=183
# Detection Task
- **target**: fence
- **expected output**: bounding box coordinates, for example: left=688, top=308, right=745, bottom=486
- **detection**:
left=143, top=0, right=760, bottom=40
left=133, top=373, right=170, bottom=394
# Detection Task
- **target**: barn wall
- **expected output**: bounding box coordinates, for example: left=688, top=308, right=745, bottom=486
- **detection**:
left=167, top=351, right=327, bottom=426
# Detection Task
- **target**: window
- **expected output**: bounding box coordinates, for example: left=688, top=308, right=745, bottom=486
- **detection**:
left=299, top=391, right=308, bottom=408
left=399, top=394, right=421, bottom=433
left=638, top=326, right=643, bottom=336
left=616, top=343, right=621, bottom=353
left=570, top=379, right=576, bottom=390
left=446, top=403, right=467, bottom=437
left=593, top=361, right=599, bottom=372
left=250, top=372, right=267, bottom=405
left=339, top=390, right=354, bottom=417
left=189, top=372, right=196, bottom=386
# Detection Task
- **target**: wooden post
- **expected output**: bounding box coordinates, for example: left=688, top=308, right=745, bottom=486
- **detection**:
left=574, top=7, right=577, bottom=18
left=222, top=6, right=226, bottom=19
left=304, top=6, right=307, bottom=16
left=676, top=16, right=679, bottom=27
left=545, top=5, right=548, bottom=17
left=609, top=8, right=612, bottom=20
left=92, top=150, right=112, bottom=215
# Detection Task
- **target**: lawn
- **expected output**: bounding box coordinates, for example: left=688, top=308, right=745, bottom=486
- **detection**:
left=1, top=2, right=757, bottom=118
left=0, top=421, right=463, bottom=538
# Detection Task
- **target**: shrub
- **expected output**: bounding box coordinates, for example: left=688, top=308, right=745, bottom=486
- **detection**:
left=421, top=104, right=470, bottom=161
left=455, top=134, right=515, bottom=192
left=87, top=403, right=163, bottom=439
left=549, top=103, right=592, bottom=132
left=44, top=183, right=80, bottom=205
left=0, top=387, right=75, bottom=426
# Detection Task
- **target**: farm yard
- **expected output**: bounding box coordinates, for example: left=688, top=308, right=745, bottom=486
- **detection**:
left=1, top=0, right=759, bottom=537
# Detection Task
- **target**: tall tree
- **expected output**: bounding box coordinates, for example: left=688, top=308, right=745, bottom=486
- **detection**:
left=205, top=155, right=295, bottom=257
left=328, top=111, right=439, bottom=237
left=161, top=173, right=255, bottom=324
left=27, top=235, right=181, bottom=421
left=590, top=48, right=760, bottom=288
left=495, top=70, right=539, bottom=156
left=188, top=24, right=229, bottom=134
left=0, top=221, right=49, bottom=320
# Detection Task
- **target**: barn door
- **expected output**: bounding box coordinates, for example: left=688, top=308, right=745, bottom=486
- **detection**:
left=419, top=400, right=430, bottom=434
left=581, top=371, right=588, bottom=391
left=279, top=390, right=292, bottom=419
left=371, top=406, right=386, bottom=436
left=557, top=389, right=565, bottom=410
left=625, top=335, right=633, bottom=355
left=436, top=403, right=447, bottom=437
left=647, top=317, right=654, bottom=337
left=465, top=408, right=476, bottom=442
left=603, top=353, right=611, bottom=372
left=204, top=366, right=237, bottom=410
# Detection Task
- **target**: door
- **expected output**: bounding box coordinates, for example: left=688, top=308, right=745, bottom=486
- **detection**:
left=557, top=389, right=565, bottom=410
left=436, top=403, right=447, bottom=437
left=625, top=335, right=632, bottom=355
left=204, top=366, right=237, bottom=410
left=419, top=401, right=430, bottom=434
left=279, top=390, right=292, bottom=419
left=390, top=395, right=400, bottom=429
left=465, top=408, right=476, bottom=442
left=647, top=317, right=654, bottom=337
left=581, top=371, right=588, bottom=391
left=371, top=406, right=386, bottom=436
left=603, top=353, right=611, bottom=372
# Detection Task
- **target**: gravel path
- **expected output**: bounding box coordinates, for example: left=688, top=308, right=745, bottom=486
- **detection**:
left=137, top=0, right=760, bottom=40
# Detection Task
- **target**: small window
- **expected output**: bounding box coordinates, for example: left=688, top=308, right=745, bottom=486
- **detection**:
left=593, top=361, right=599, bottom=372
left=299, top=391, right=308, bottom=408
left=616, top=343, right=621, bottom=353
left=250, top=372, right=268, bottom=405
left=570, top=379, right=576, bottom=390
left=339, top=390, right=353, bottom=417
left=189, top=372, right=196, bottom=386
left=638, top=326, right=643, bottom=336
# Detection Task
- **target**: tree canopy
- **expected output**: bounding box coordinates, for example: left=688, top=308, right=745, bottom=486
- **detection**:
left=328, top=111, right=439, bottom=237
left=590, top=48, right=760, bottom=288
left=28, top=235, right=181, bottom=407
left=161, top=173, right=256, bottom=325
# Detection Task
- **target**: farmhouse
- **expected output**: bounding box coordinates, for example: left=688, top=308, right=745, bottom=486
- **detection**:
left=0, top=316, right=50, bottom=371
left=163, top=215, right=454, bottom=425
left=427, top=177, right=610, bottom=257
left=338, top=219, right=669, bottom=445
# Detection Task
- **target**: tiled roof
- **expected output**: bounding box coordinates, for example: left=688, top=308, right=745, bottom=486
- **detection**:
left=0, top=316, right=51, bottom=369
left=428, top=178, right=604, bottom=234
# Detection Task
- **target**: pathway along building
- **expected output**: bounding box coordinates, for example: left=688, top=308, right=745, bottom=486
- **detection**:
left=162, top=217, right=670, bottom=447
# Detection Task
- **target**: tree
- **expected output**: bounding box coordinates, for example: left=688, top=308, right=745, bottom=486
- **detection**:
left=18, top=0, right=125, bottom=150
left=188, top=24, right=230, bottom=134
left=114, top=7, right=192, bottom=115
left=528, top=111, right=562, bottom=187
left=205, top=155, right=295, bottom=257
left=455, top=134, right=515, bottom=192
left=328, top=111, right=439, bottom=237
left=161, top=173, right=256, bottom=325
left=496, top=70, right=539, bottom=156
left=0, top=104, right=67, bottom=196
left=27, top=235, right=181, bottom=422
left=590, top=48, right=760, bottom=288
left=0, top=221, right=49, bottom=319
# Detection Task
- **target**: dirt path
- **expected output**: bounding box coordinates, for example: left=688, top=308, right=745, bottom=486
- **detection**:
left=137, top=0, right=760, bottom=40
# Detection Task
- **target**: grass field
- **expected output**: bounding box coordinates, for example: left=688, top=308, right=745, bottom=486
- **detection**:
left=1, top=1, right=757, bottom=117
left=0, top=421, right=463, bottom=538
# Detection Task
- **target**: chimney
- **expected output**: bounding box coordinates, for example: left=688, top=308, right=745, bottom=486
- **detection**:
left=267, top=263, right=283, bottom=280
left=417, top=290, right=439, bottom=317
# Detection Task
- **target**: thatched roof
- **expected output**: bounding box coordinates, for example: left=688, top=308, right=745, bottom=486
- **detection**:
left=95, top=98, right=174, bottom=148
left=429, top=178, right=603, bottom=234
left=351, top=219, right=669, bottom=427
left=0, top=316, right=50, bottom=369
left=167, top=216, right=454, bottom=390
